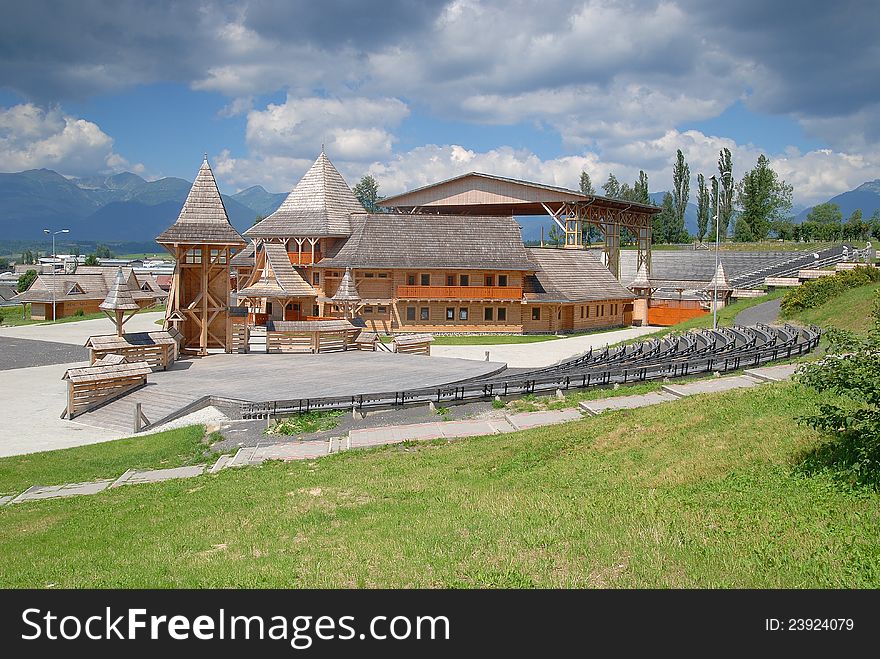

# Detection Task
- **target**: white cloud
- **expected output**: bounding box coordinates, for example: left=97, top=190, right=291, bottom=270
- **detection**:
left=0, top=103, right=140, bottom=176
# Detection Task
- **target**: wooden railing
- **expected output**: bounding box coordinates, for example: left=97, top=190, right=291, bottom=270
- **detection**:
left=288, top=251, right=322, bottom=265
left=396, top=285, right=522, bottom=300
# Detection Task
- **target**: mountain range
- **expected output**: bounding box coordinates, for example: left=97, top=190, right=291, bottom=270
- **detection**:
left=1, top=168, right=878, bottom=243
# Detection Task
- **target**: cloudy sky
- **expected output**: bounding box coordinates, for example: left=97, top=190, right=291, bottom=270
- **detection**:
left=1, top=0, right=878, bottom=207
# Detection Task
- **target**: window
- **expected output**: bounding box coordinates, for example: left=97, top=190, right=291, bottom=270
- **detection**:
left=378, top=306, right=387, bottom=314
left=184, top=248, right=202, bottom=264
left=365, top=272, right=374, bottom=278
left=420, top=307, right=429, bottom=321
left=312, top=272, right=320, bottom=284
left=484, top=307, right=494, bottom=321
left=420, top=274, right=430, bottom=286
left=378, top=273, right=388, bottom=278
left=599, top=305, right=605, bottom=317
left=267, top=302, right=273, bottom=314
left=580, top=306, right=585, bottom=319
left=460, top=274, right=469, bottom=286
left=286, top=303, right=293, bottom=310
left=406, top=306, right=416, bottom=321
left=209, top=248, right=227, bottom=264
left=446, top=274, right=456, bottom=286
left=484, top=275, right=494, bottom=286
left=313, top=305, right=319, bottom=316
left=498, top=274, right=508, bottom=287
left=333, top=305, right=341, bottom=312
left=446, top=307, right=455, bottom=320
left=459, top=308, right=469, bottom=321
left=586, top=305, right=590, bottom=318
left=407, top=274, right=416, bottom=286
left=364, top=306, right=374, bottom=314
left=531, top=307, right=541, bottom=321
left=497, top=307, right=507, bottom=322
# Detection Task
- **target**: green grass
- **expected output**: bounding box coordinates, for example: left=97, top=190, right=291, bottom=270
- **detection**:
left=0, top=426, right=213, bottom=495
left=1, top=382, right=878, bottom=588
left=381, top=326, right=629, bottom=346
left=784, top=282, right=880, bottom=335
left=0, top=303, right=165, bottom=327
left=267, top=411, right=344, bottom=436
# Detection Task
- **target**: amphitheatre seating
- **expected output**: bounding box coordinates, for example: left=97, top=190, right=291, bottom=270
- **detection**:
left=85, top=331, right=178, bottom=370
left=62, top=355, right=151, bottom=419
left=764, top=277, right=801, bottom=289
left=391, top=333, right=434, bottom=356
left=354, top=331, right=379, bottom=351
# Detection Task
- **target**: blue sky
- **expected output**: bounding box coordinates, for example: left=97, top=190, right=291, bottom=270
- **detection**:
left=0, top=1, right=878, bottom=206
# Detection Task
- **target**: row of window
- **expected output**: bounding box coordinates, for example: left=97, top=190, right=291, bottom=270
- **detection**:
left=404, top=306, right=510, bottom=322
left=183, top=248, right=227, bottom=265
left=406, top=274, right=509, bottom=287
left=578, top=303, right=619, bottom=319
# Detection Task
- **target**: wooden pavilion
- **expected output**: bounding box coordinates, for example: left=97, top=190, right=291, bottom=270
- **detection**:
left=156, top=157, right=246, bottom=354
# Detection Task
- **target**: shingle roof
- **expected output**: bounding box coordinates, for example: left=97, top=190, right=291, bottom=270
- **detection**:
left=99, top=267, right=140, bottom=311
left=524, top=248, right=635, bottom=303
left=13, top=268, right=156, bottom=304
left=707, top=261, right=732, bottom=291
left=245, top=152, right=365, bottom=238
left=237, top=242, right=316, bottom=298
left=331, top=267, right=360, bottom=302
left=156, top=157, right=245, bottom=246
left=230, top=242, right=255, bottom=267
left=319, top=214, right=536, bottom=271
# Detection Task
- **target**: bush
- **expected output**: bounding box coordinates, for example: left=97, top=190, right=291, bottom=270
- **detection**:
left=781, top=266, right=880, bottom=315
left=73, top=309, right=85, bottom=317
left=795, top=290, right=880, bottom=488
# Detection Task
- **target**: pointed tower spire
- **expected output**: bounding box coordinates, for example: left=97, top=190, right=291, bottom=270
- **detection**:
left=156, top=157, right=245, bottom=246
left=707, top=261, right=732, bottom=291
left=629, top=262, right=650, bottom=291
left=245, top=152, right=365, bottom=239
left=331, top=267, right=360, bottom=319
left=100, top=267, right=140, bottom=335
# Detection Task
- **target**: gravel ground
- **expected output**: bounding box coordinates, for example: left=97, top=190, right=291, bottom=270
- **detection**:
left=0, top=336, right=89, bottom=371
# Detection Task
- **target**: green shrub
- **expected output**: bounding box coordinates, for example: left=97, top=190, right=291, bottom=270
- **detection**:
left=267, top=410, right=343, bottom=436
left=781, top=266, right=880, bottom=315
left=73, top=308, right=85, bottom=317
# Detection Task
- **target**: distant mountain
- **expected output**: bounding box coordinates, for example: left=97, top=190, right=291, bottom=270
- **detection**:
left=0, top=168, right=286, bottom=240
left=231, top=185, right=287, bottom=218
left=797, top=179, right=880, bottom=221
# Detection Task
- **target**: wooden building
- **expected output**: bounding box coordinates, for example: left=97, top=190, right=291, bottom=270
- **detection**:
left=13, top=266, right=157, bottom=321
left=234, top=152, right=637, bottom=334
left=156, top=157, right=245, bottom=354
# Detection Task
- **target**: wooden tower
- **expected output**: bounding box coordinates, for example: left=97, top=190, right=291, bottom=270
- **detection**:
left=156, top=157, right=245, bottom=355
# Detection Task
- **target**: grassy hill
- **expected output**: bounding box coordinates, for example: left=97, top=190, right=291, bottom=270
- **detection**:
left=783, top=282, right=880, bottom=334
left=0, top=381, right=877, bottom=588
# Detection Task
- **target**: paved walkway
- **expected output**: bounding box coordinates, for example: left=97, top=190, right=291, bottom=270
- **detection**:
left=734, top=298, right=782, bottom=326
left=430, top=326, right=659, bottom=368
left=0, top=363, right=799, bottom=506
left=0, top=311, right=165, bottom=345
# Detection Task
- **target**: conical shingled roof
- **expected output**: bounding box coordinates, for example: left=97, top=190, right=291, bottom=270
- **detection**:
left=245, top=152, right=365, bottom=238
left=156, top=157, right=245, bottom=246
left=706, top=261, right=732, bottom=291
left=629, top=263, right=651, bottom=290
left=100, top=267, right=140, bottom=311
left=331, top=267, right=361, bottom=302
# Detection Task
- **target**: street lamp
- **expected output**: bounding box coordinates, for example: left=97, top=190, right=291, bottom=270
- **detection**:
left=708, top=173, right=731, bottom=330
left=43, top=228, right=70, bottom=321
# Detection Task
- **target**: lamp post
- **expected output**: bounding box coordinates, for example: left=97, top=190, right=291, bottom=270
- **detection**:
left=43, top=228, right=69, bottom=321
left=708, top=173, right=731, bottom=330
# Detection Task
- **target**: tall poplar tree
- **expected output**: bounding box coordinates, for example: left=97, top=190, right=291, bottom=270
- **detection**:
left=718, top=148, right=734, bottom=237
left=672, top=149, right=690, bottom=242
left=696, top=173, right=710, bottom=243
left=579, top=171, right=595, bottom=195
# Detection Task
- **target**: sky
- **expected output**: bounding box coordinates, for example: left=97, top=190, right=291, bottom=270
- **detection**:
left=0, top=0, right=878, bottom=208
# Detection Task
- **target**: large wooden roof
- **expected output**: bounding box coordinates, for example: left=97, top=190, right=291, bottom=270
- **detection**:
left=245, top=152, right=365, bottom=239
left=156, top=157, right=245, bottom=246
left=524, top=248, right=636, bottom=303
left=320, top=213, right=536, bottom=271
left=237, top=242, right=316, bottom=298
left=380, top=171, right=660, bottom=216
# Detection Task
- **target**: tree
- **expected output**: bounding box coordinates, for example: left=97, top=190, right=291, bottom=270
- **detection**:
left=17, top=269, right=37, bottom=293
left=353, top=175, right=382, bottom=212
left=0, top=257, right=8, bottom=270
left=696, top=173, right=710, bottom=243
left=547, top=223, right=564, bottom=247
left=633, top=170, right=650, bottom=205
left=84, top=254, right=99, bottom=266
left=252, top=214, right=265, bottom=226
left=672, top=149, right=690, bottom=241
left=718, top=147, right=735, bottom=237
left=71, top=244, right=80, bottom=257
left=602, top=174, right=621, bottom=199
left=844, top=209, right=869, bottom=241
left=734, top=154, right=793, bottom=241
left=803, top=202, right=843, bottom=242
left=653, top=193, right=675, bottom=244
left=95, top=244, right=114, bottom=259
left=796, top=290, right=880, bottom=488
left=870, top=210, right=880, bottom=240
left=579, top=171, right=595, bottom=195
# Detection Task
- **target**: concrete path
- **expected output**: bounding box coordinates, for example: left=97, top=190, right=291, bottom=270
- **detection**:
left=734, top=298, right=781, bottom=326
left=0, top=311, right=165, bottom=346
left=0, top=336, right=90, bottom=370
left=0, top=363, right=800, bottom=506
left=430, top=325, right=659, bottom=368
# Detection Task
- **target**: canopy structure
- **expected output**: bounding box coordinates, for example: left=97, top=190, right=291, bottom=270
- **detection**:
left=99, top=267, right=141, bottom=336
left=380, top=171, right=660, bottom=280
left=330, top=267, right=360, bottom=319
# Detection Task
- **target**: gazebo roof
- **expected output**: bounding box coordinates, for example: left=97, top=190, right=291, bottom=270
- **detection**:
left=706, top=261, right=733, bottom=291
left=245, top=152, right=365, bottom=238
left=156, top=156, right=245, bottom=246
left=629, top=263, right=651, bottom=290
left=331, top=267, right=361, bottom=302
left=99, top=267, right=140, bottom=311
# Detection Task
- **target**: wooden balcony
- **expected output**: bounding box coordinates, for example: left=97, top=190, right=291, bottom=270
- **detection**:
left=288, top=251, right=322, bottom=265
left=396, top=285, right=523, bottom=300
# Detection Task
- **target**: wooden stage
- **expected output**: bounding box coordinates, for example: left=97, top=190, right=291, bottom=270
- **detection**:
left=70, top=351, right=507, bottom=433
